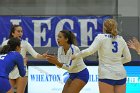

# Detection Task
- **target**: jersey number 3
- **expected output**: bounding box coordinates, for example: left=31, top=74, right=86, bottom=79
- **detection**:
left=112, top=41, right=118, bottom=53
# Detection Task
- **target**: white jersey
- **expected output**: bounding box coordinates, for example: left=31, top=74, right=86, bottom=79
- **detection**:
left=2, top=39, right=39, bottom=79
left=58, top=44, right=86, bottom=73
left=75, top=34, right=131, bottom=80
left=2, top=39, right=38, bottom=58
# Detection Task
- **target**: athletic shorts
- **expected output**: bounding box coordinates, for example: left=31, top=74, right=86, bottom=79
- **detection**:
left=69, top=68, right=89, bottom=83
left=99, top=78, right=126, bottom=86
left=9, top=66, right=28, bottom=79
left=0, top=77, right=11, bottom=93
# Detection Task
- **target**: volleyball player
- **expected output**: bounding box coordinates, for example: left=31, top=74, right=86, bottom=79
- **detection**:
left=46, top=30, right=89, bottom=93
left=2, top=25, right=46, bottom=93
left=72, top=19, right=131, bottom=93
left=0, top=37, right=25, bottom=93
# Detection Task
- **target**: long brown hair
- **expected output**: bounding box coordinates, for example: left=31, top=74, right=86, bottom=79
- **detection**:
left=103, top=19, right=118, bottom=37
left=60, top=30, right=77, bottom=45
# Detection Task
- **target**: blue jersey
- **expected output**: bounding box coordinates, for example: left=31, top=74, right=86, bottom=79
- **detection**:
left=0, top=51, right=25, bottom=79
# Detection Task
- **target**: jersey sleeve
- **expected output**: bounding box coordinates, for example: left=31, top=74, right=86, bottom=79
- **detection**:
left=15, top=52, right=26, bottom=77
left=25, top=41, right=39, bottom=58
left=75, top=35, right=102, bottom=58
left=121, top=40, right=131, bottom=64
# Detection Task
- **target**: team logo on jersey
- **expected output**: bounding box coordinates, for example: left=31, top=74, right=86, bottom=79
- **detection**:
left=62, top=72, right=70, bottom=83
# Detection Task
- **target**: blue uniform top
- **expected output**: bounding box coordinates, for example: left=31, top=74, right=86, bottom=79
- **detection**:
left=0, top=51, right=25, bottom=79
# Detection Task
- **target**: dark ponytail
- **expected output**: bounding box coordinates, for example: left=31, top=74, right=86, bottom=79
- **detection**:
left=0, top=45, right=11, bottom=54
left=0, top=37, right=21, bottom=54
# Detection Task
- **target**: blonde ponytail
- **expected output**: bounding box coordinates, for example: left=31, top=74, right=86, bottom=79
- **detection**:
left=103, top=19, right=118, bottom=37
left=111, top=29, right=118, bottom=37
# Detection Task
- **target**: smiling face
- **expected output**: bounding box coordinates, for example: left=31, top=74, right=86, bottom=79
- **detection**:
left=12, top=26, right=23, bottom=39
left=57, top=32, right=68, bottom=46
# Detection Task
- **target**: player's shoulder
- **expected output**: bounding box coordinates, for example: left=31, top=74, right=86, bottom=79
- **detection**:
left=96, top=34, right=123, bottom=40
left=58, top=44, right=79, bottom=52
left=70, top=44, right=81, bottom=53
left=9, top=51, right=21, bottom=55
left=21, top=40, right=31, bottom=46
left=3, top=39, right=9, bottom=42
left=8, top=51, right=23, bottom=61
left=21, top=39, right=28, bottom=43
left=71, top=44, right=79, bottom=50
left=116, top=35, right=123, bottom=39
left=8, top=51, right=22, bottom=59
left=116, top=35, right=125, bottom=42
left=2, top=39, right=9, bottom=46
left=96, top=34, right=108, bottom=40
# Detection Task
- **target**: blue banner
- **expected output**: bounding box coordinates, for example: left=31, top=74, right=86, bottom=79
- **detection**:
left=0, top=16, right=112, bottom=47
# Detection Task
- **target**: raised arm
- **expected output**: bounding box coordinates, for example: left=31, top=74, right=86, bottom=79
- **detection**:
left=74, top=36, right=102, bottom=59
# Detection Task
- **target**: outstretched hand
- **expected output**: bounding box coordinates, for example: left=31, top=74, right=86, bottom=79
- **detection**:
left=127, top=39, right=136, bottom=50
left=127, top=37, right=140, bottom=53
left=46, top=55, right=63, bottom=67
left=46, top=55, right=58, bottom=64
left=42, top=53, right=48, bottom=58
